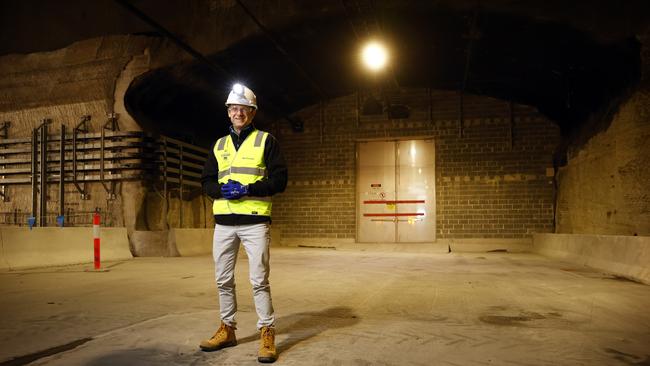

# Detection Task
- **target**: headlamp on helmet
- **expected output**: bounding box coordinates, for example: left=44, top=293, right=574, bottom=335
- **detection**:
left=225, top=83, right=257, bottom=110
left=232, top=83, right=244, bottom=95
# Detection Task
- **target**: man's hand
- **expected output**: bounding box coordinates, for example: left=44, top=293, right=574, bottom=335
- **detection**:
left=221, top=180, right=249, bottom=200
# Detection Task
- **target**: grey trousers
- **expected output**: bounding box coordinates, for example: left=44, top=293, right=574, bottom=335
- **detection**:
left=212, top=222, right=275, bottom=329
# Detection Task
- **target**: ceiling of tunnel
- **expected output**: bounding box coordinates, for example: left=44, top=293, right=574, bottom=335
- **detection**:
left=1, top=0, right=649, bottom=146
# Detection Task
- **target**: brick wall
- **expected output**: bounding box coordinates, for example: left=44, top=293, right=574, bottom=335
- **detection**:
left=270, top=89, right=560, bottom=241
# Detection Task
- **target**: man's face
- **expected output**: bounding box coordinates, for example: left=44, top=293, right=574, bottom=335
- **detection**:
left=227, top=104, right=256, bottom=133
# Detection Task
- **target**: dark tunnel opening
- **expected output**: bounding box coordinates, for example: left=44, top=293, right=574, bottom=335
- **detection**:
left=123, top=7, right=642, bottom=151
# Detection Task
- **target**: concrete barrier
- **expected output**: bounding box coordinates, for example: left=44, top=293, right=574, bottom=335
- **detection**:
left=130, top=230, right=179, bottom=257
left=172, top=226, right=282, bottom=256
left=532, top=233, right=650, bottom=284
left=128, top=229, right=215, bottom=257
left=172, top=228, right=213, bottom=256
left=0, top=227, right=132, bottom=270
left=126, top=226, right=281, bottom=258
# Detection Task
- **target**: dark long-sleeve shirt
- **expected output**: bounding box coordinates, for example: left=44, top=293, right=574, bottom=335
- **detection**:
left=201, top=124, right=288, bottom=225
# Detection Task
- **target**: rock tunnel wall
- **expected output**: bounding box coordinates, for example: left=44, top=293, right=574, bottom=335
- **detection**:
left=555, top=29, right=650, bottom=236
left=0, top=36, right=213, bottom=243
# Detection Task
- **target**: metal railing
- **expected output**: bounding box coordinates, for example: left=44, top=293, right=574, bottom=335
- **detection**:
left=158, top=135, right=209, bottom=226
left=0, top=116, right=209, bottom=227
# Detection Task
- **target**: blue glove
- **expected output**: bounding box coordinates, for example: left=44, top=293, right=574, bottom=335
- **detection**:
left=221, top=180, right=249, bottom=200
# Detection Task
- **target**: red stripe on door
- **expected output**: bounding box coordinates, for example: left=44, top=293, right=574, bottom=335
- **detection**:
left=363, top=200, right=425, bottom=204
left=363, top=213, right=425, bottom=217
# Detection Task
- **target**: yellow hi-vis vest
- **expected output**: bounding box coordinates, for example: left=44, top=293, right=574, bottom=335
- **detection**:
left=212, top=129, right=272, bottom=216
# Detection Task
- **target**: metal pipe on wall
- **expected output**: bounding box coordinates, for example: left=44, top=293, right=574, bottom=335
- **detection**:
left=100, top=127, right=105, bottom=189
left=103, top=114, right=118, bottom=200
left=39, top=122, right=48, bottom=226
left=0, top=121, right=9, bottom=202
left=72, top=115, right=90, bottom=199
left=59, top=125, right=65, bottom=221
left=2, top=123, right=209, bottom=228
left=31, top=129, right=37, bottom=221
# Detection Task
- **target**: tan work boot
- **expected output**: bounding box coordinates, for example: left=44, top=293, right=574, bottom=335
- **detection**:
left=200, top=322, right=237, bottom=351
left=257, top=326, right=277, bottom=363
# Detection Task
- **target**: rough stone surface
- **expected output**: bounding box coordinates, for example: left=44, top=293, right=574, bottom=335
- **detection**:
left=0, top=36, right=149, bottom=112
left=0, top=36, right=213, bottom=255
left=121, top=181, right=148, bottom=233
left=112, top=46, right=154, bottom=132
left=556, top=28, right=650, bottom=236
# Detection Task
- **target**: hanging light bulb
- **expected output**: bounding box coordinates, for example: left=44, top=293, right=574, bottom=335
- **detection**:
left=361, top=41, right=389, bottom=71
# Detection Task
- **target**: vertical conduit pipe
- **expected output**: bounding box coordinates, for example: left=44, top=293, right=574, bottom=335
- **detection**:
left=72, top=125, right=79, bottom=197
left=59, top=125, right=65, bottom=221
left=39, top=123, right=48, bottom=227
left=31, top=129, right=37, bottom=221
left=100, top=127, right=105, bottom=188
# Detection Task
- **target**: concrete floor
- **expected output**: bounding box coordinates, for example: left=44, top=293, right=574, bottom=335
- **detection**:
left=0, top=247, right=649, bottom=366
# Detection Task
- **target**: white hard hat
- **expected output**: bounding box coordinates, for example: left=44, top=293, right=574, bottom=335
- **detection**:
left=225, top=83, right=257, bottom=110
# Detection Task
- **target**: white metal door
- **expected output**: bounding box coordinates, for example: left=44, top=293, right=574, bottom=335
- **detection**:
left=357, top=139, right=436, bottom=243
left=357, top=141, right=396, bottom=242
left=396, top=139, right=436, bottom=242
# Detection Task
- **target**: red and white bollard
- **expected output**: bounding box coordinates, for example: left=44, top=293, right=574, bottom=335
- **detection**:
left=93, top=212, right=101, bottom=270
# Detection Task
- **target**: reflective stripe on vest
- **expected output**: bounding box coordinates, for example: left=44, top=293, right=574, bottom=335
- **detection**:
left=217, top=167, right=266, bottom=180
left=212, top=129, right=271, bottom=216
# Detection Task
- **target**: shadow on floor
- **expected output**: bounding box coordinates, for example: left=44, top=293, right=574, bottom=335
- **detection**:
left=77, top=306, right=359, bottom=366
left=236, top=306, right=360, bottom=355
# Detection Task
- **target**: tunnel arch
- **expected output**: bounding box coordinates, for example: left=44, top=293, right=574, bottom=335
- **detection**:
left=123, top=6, right=641, bottom=150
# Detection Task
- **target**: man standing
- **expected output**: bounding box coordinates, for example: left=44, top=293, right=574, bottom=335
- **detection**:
left=200, top=83, right=287, bottom=363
